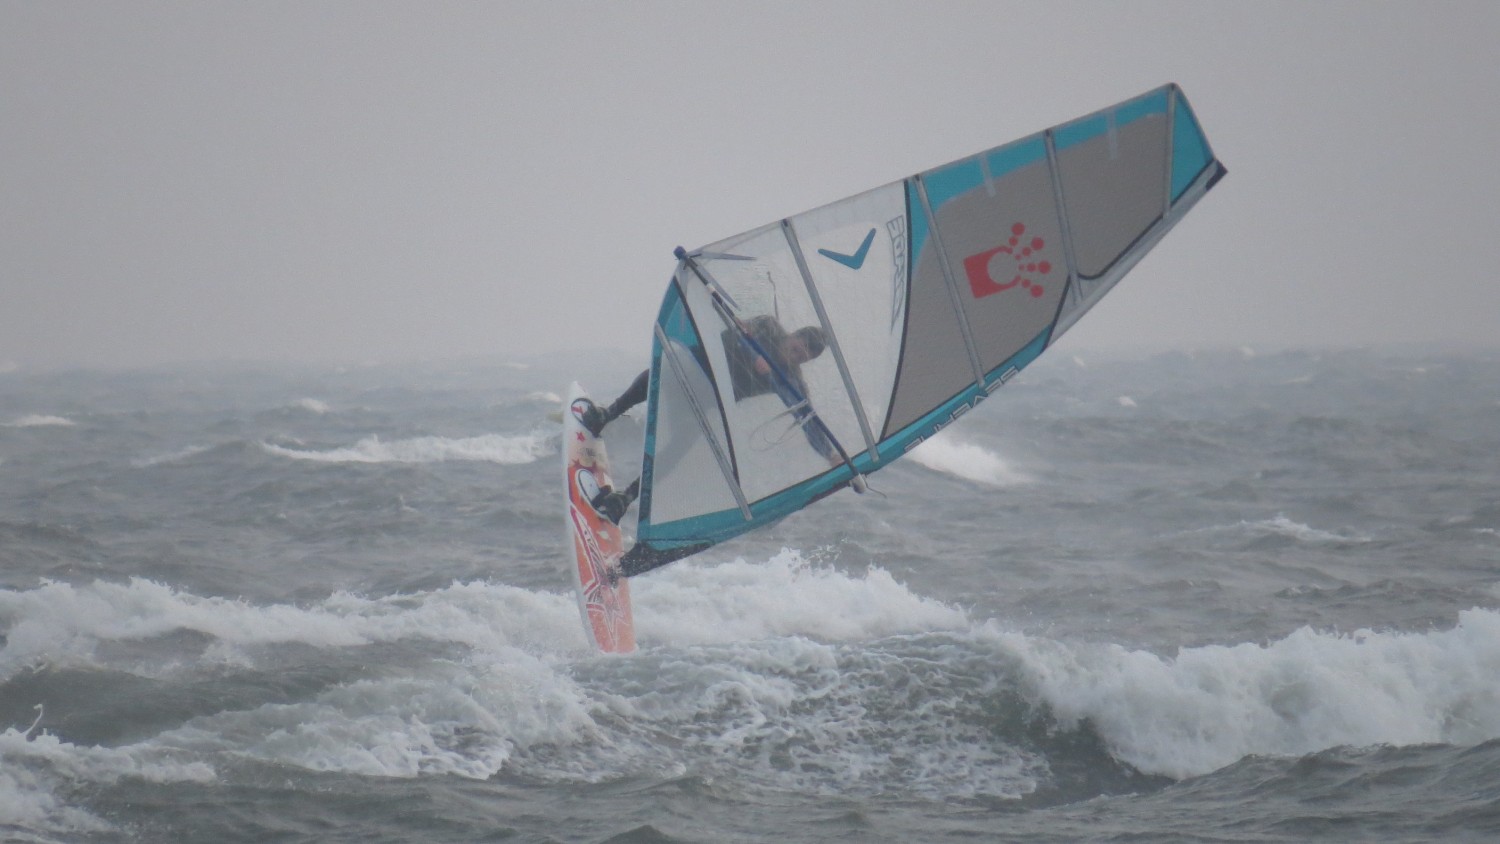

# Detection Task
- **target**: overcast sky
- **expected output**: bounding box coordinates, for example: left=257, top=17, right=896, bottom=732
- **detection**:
left=3, top=0, right=1498, bottom=371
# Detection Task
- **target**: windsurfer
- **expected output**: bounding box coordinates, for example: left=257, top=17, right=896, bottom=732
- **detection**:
left=580, top=316, right=834, bottom=523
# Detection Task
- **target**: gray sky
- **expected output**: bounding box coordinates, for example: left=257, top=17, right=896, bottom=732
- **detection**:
left=4, top=0, right=1498, bottom=370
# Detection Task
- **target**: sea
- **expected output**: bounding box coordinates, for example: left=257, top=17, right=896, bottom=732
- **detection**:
left=1, top=345, right=1498, bottom=843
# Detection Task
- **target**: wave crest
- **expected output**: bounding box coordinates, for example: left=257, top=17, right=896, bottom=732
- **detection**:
left=996, top=607, right=1500, bottom=778
left=907, top=435, right=1028, bottom=486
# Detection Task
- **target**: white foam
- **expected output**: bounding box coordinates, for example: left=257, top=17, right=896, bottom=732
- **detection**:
left=157, top=649, right=598, bottom=780
left=0, top=577, right=589, bottom=679
left=995, top=607, right=1500, bottom=778
left=0, top=729, right=215, bottom=786
left=294, top=398, right=331, bottom=414
left=130, top=444, right=211, bottom=468
left=596, top=555, right=1026, bottom=797
left=12, top=561, right=1500, bottom=795
left=4, top=415, right=75, bottom=428
left=1117, top=395, right=1137, bottom=408
left=906, top=434, right=1029, bottom=486
left=0, top=551, right=960, bottom=671
left=1190, top=514, right=1367, bottom=545
left=0, top=727, right=213, bottom=835
left=0, top=557, right=970, bottom=785
left=1246, top=514, right=1365, bottom=544
left=584, top=632, right=1042, bottom=798
left=633, top=548, right=970, bottom=646
left=262, top=431, right=552, bottom=465
left=525, top=390, right=562, bottom=404
left=0, top=576, right=602, bottom=783
left=0, top=552, right=963, bottom=677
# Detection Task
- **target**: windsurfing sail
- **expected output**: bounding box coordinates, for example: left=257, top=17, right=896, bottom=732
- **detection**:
left=621, top=84, right=1226, bottom=576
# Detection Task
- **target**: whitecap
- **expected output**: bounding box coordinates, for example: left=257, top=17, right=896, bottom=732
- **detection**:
left=4, top=415, right=75, bottom=428
left=1248, top=514, right=1366, bottom=543
left=634, top=548, right=969, bottom=647
left=907, top=434, right=1029, bottom=486
left=996, top=608, right=1500, bottom=779
left=993, top=607, right=1500, bottom=779
left=262, top=432, right=552, bottom=465
left=131, top=444, right=211, bottom=468
left=0, top=726, right=214, bottom=835
left=1187, top=514, right=1367, bottom=544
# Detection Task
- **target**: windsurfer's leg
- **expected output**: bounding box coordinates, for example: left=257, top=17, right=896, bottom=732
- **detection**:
left=607, top=370, right=650, bottom=419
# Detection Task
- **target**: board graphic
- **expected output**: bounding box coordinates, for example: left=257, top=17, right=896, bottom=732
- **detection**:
left=562, top=383, right=635, bottom=653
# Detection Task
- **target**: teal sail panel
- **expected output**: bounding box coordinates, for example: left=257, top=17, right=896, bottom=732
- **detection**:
left=621, top=84, right=1226, bottom=576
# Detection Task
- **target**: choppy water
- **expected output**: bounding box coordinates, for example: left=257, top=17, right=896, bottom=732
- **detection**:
left=1, top=346, right=1498, bottom=842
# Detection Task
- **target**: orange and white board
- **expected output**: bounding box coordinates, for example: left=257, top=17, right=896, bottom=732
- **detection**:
left=562, top=383, right=635, bottom=653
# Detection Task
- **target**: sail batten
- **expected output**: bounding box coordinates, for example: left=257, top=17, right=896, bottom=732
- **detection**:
left=782, top=219, right=881, bottom=462
left=914, top=173, right=989, bottom=393
left=621, top=84, right=1225, bottom=576
left=1044, top=127, right=1084, bottom=324
left=1163, top=87, right=1178, bottom=217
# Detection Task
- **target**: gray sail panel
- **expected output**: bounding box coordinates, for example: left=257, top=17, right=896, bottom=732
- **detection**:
left=1049, top=85, right=1220, bottom=341
left=1054, top=105, right=1170, bottom=281
left=886, top=141, right=1066, bottom=437
left=936, top=158, right=1066, bottom=374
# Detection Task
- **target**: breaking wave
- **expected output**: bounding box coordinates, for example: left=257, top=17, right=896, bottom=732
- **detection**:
left=7, top=552, right=1493, bottom=800
left=907, top=434, right=1029, bottom=486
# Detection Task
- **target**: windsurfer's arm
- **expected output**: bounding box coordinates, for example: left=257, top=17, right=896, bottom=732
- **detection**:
left=746, top=316, right=778, bottom=376
left=766, top=369, right=840, bottom=464
left=799, top=408, right=840, bottom=465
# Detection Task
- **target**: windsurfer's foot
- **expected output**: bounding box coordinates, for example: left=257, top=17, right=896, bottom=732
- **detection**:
left=591, top=487, right=633, bottom=524
left=577, top=401, right=611, bottom=437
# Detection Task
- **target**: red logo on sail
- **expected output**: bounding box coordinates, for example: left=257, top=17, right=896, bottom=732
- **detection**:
left=964, top=223, right=1052, bottom=299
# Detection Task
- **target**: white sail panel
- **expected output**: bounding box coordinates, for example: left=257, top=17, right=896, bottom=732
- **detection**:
left=679, top=251, right=834, bottom=505
left=782, top=182, right=909, bottom=459
left=640, top=284, right=745, bottom=530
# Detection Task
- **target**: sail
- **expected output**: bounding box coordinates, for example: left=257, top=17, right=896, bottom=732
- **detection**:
left=621, top=84, right=1226, bottom=576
